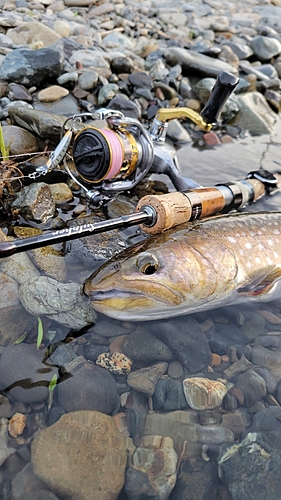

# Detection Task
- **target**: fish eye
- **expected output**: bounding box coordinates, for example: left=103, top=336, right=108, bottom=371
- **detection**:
left=136, top=252, right=159, bottom=275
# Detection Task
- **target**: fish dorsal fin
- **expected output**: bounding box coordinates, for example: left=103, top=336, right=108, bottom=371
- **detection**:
left=238, top=267, right=281, bottom=296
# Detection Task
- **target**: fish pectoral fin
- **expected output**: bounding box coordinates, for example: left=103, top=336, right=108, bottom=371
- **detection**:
left=238, top=268, right=281, bottom=296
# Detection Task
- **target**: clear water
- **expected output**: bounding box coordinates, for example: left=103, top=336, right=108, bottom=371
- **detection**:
left=2, top=118, right=281, bottom=499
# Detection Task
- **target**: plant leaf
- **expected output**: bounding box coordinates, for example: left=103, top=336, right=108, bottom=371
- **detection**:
left=37, top=317, right=43, bottom=349
left=48, top=373, right=58, bottom=410
left=13, top=331, right=28, bottom=345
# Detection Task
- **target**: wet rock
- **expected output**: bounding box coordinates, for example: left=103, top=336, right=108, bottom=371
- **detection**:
left=221, top=411, right=246, bottom=437
left=7, top=106, right=66, bottom=142
left=168, top=360, right=184, bottom=379
left=223, top=355, right=253, bottom=380
left=153, top=377, right=188, bottom=411
left=49, top=183, right=73, bottom=203
left=126, top=391, right=148, bottom=446
left=11, top=182, right=55, bottom=223
left=13, top=226, right=67, bottom=282
left=0, top=343, right=57, bottom=403
left=122, top=326, right=173, bottom=363
left=0, top=272, right=19, bottom=309
left=127, top=362, right=168, bottom=396
left=0, top=304, right=35, bottom=346
left=246, top=407, right=281, bottom=434
left=183, top=377, right=228, bottom=410
left=0, top=43, right=64, bottom=86
left=236, top=369, right=267, bottom=408
left=219, top=432, right=281, bottom=500
left=0, top=248, right=40, bottom=285
left=125, top=435, right=178, bottom=500
left=66, top=214, right=126, bottom=264
left=16, top=492, right=61, bottom=500
left=31, top=411, right=126, bottom=500
left=7, top=83, right=32, bottom=102
left=96, top=352, right=133, bottom=375
left=58, top=359, right=119, bottom=414
left=2, top=125, right=39, bottom=156
left=170, top=456, right=219, bottom=500
left=230, top=91, right=277, bottom=134
left=18, top=276, right=96, bottom=329
left=148, top=317, right=212, bottom=373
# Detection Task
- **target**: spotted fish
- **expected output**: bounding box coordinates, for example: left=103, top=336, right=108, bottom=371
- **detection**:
left=84, top=212, right=281, bottom=321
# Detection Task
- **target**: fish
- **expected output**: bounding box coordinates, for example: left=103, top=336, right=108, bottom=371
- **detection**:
left=83, top=212, right=281, bottom=321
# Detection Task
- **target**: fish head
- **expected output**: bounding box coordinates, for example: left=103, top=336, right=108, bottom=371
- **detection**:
left=84, top=231, right=227, bottom=321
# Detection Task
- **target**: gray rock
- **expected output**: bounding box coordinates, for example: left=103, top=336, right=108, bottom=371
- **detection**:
left=11, top=182, right=55, bottom=223
left=78, top=70, right=99, bottom=90
left=148, top=317, right=212, bottom=373
left=2, top=125, right=39, bottom=155
left=170, top=456, right=219, bottom=500
left=0, top=343, right=57, bottom=403
left=163, top=48, right=238, bottom=78
left=11, top=462, right=46, bottom=499
left=58, top=360, right=119, bottom=414
left=222, top=41, right=253, bottom=60
left=0, top=43, right=64, bottom=86
left=127, top=362, right=168, bottom=396
left=236, top=369, right=267, bottom=408
left=125, top=435, right=178, bottom=500
left=219, top=432, right=281, bottom=500
left=19, top=276, right=96, bottom=329
left=7, top=106, right=66, bottom=142
left=98, top=83, right=119, bottom=105
left=250, top=35, right=281, bottom=61
left=229, top=91, right=277, bottom=134
left=122, top=326, right=173, bottom=363
left=107, top=94, right=141, bottom=119
left=33, top=93, right=80, bottom=116
left=193, top=77, right=216, bottom=104
left=153, top=377, right=188, bottom=411
left=69, top=49, right=110, bottom=68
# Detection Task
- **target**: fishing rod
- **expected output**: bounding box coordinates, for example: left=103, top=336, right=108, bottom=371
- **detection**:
left=0, top=168, right=279, bottom=258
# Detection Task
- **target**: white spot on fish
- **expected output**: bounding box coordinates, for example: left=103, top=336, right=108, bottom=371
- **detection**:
left=246, top=262, right=252, bottom=268
left=266, top=257, right=272, bottom=265
left=274, top=229, right=280, bottom=235
left=239, top=249, right=244, bottom=256
left=258, top=243, right=264, bottom=250
left=245, top=242, right=252, bottom=249
left=274, top=252, right=279, bottom=259
left=228, top=236, right=236, bottom=243
left=255, top=257, right=261, bottom=264
left=268, top=240, right=274, bottom=246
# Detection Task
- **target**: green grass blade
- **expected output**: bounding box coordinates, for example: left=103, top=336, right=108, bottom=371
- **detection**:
left=37, top=317, right=43, bottom=349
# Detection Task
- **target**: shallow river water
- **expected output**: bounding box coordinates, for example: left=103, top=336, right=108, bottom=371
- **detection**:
left=2, top=119, right=281, bottom=500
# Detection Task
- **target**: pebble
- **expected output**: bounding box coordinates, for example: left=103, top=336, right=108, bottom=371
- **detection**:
left=0, top=0, right=281, bottom=497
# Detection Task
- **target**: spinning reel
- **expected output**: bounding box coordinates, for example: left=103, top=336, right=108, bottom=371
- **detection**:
left=33, top=71, right=239, bottom=207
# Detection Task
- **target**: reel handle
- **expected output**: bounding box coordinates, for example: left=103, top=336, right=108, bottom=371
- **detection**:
left=200, top=71, right=239, bottom=124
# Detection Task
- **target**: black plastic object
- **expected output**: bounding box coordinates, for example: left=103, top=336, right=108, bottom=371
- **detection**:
left=200, top=70, right=239, bottom=124
left=72, top=128, right=111, bottom=182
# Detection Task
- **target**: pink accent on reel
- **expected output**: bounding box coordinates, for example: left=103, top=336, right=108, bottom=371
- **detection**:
left=102, top=129, right=123, bottom=179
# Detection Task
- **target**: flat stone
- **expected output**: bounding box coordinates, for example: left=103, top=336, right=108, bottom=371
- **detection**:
left=31, top=411, right=127, bottom=500
left=2, top=125, right=39, bottom=155
left=37, top=85, right=69, bottom=102
left=163, top=48, right=238, bottom=78
left=230, top=91, right=277, bottom=135
left=6, top=21, right=61, bottom=48
left=127, top=362, right=168, bottom=396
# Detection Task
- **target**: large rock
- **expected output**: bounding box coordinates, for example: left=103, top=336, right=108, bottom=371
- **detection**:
left=6, top=21, right=61, bottom=48
left=31, top=411, right=127, bottom=500
left=230, top=92, right=277, bottom=135
left=218, top=431, right=281, bottom=500
left=163, top=48, right=238, bottom=77
left=0, top=43, right=64, bottom=86
left=58, top=358, right=119, bottom=415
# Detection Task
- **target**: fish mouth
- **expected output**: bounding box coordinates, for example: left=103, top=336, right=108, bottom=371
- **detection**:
left=89, top=289, right=140, bottom=301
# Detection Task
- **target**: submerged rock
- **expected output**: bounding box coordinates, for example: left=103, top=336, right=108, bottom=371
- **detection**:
left=0, top=343, right=57, bottom=403
left=219, top=431, right=281, bottom=500
left=18, top=276, right=96, bottom=329
left=58, top=358, right=119, bottom=414
left=183, top=377, right=228, bottom=411
left=31, top=411, right=127, bottom=500
left=11, top=182, right=56, bottom=223
left=125, top=435, right=178, bottom=500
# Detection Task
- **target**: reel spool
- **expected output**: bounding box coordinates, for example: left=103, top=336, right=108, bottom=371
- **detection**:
left=72, top=124, right=151, bottom=185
